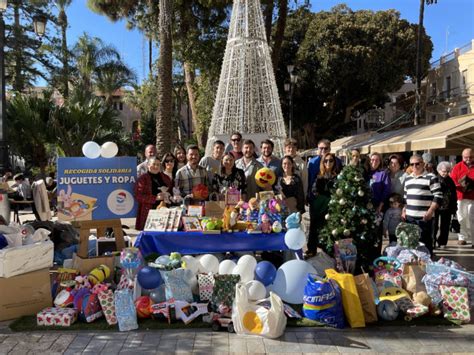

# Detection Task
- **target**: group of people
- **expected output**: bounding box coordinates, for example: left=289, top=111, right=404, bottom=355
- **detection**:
left=134, top=134, right=307, bottom=230
left=134, top=135, right=474, bottom=260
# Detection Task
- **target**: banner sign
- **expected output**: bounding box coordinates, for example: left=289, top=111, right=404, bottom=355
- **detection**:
left=57, top=157, right=137, bottom=221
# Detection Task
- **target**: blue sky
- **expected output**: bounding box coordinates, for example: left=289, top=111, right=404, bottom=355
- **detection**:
left=65, top=0, right=473, bottom=84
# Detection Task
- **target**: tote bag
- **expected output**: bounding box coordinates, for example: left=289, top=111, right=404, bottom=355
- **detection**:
left=232, top=283, right=286, bottom=339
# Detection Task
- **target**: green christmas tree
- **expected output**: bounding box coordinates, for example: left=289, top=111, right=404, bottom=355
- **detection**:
left=319, top=164, right=377, bottom=269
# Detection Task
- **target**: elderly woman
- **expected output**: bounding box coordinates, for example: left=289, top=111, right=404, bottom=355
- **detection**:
left=134, top=157, right=170, bottom=230
left=434, top=161, right=457, bottom=249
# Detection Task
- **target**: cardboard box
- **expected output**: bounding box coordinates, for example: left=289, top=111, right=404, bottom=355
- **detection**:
left=96, top=237, right=131, bottom=256
left=0, top=268, right=52, bottom=321
left=0, top=240, right=54, bottom=278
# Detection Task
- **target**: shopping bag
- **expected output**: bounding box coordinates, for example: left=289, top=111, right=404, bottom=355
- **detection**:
left=440, top=285, right=471, bottom=324
left=325, top=268, right=365, bottom=328
left=302, top=274, right=345, bottom=328
left=204, top=200, right=226, bottom=218
left=354, top=273, right=378, bottom=323
left=402, top=264, right=427, bottom=295
left=232, top=283, right=286, bottom=338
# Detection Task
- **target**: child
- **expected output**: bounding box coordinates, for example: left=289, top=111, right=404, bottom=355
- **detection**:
left=383, top=193, right=403, bottom=244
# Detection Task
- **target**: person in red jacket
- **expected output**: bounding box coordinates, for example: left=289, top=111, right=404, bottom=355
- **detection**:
left=450, top=148, right=474, bottom=246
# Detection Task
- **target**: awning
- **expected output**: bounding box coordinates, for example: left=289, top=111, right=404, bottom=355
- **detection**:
left=370, top=114, right=474, bottom=154
left=331, top=132, right=375, bottom=155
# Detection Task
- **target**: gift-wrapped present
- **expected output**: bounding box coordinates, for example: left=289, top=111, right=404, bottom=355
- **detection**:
left=37, top=307, right=77, bottom=327
left=115, top=289, right=138, bottom=331
left=98, top=289, right=117, bottom=325
left=440, top=285, right=471, bottom=324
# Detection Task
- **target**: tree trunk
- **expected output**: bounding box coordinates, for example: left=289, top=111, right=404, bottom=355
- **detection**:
left=183, top=62, right=203, bottom=147
left=156, top=0, right=174, bottom=156
left=13, top=1, right=23, bottom=92
left=271, top=0, right=288, bottom=69
left=263, top=0, right=274, bottom=44
left=59, top=9, right=69, bottom=98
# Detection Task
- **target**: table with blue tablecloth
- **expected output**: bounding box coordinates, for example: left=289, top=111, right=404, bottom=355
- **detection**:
left=134, top=231, right=289, bottom=256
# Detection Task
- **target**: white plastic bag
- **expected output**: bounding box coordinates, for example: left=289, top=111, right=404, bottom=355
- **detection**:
left=232, top=283, right=286, bottom=338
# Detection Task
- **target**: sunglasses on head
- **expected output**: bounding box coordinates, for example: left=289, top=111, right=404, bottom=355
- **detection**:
left=410, top=162, right=422, bottom=167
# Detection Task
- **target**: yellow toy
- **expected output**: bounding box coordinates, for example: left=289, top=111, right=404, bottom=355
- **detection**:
left=88, top=264, right=111, bottom=285
left=223, top=206, right=239, bottom=232
left=255, top=167, right=276, bottom=188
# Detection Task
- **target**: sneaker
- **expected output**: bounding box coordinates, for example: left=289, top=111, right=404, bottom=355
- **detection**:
left=458, top=240, right=467, bottom=245
left=439, top=245, right=446, bottom=249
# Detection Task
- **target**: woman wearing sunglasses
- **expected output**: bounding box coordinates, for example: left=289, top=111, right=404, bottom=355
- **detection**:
left=307, top=152, right=341, bottom=257
left=278, top=156, right=305, bottom=214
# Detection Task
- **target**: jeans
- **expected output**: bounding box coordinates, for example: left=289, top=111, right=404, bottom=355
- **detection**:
left=406, top=216, right=434, bottom=255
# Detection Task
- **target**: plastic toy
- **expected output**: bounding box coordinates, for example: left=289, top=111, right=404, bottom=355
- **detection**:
left=255, top=167, right=276, bottom=188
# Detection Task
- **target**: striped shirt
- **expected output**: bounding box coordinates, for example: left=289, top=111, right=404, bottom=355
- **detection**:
left=404, top=172, right=443, bottom=218
left=175, top=164, right=209, bottom=196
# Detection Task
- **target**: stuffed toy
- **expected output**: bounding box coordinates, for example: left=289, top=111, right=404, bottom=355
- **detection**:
left=260, top=214, right=272, bottom=234
left=255, top=167, right=276, bottom=188
left=285, top=212, right=301, bottom=230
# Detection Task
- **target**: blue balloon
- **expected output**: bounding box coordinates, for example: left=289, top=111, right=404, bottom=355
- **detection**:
left=254, top=261, right=277, bottom=286
left=137, top=266, right=162, bottom=290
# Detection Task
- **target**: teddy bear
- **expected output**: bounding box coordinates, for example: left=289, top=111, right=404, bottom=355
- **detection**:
left=285, top=212, right=301, bottom=230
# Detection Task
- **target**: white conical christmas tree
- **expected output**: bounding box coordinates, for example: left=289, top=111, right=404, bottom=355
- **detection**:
left=206, top=0, right=287, bottom=156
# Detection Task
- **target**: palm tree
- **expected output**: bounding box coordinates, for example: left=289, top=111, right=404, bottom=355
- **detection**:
left=55, top=0, right=72, bottom=98
left=95, top=61, right=136, bottom=104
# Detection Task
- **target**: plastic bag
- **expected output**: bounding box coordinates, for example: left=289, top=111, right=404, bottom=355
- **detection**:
left=232, top=283, right=286, bottom=338
left=302, top=274, right=345, bottom=329
left=325, top=268, right=365, bottom=328
left=306, top=251, right=336, bottom=276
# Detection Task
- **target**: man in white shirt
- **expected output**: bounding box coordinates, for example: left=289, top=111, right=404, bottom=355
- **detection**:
left=137, top=144, right=157, bottom=177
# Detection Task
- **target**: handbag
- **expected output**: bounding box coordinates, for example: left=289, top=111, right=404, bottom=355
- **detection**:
left=232, top=283, right=286, bottom=338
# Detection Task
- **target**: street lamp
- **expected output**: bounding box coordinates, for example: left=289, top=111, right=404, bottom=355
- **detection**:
left=0, top=0, right=8, bottom=170
left=0, top=3, right=47, bottom=171
left=286, top=65, right=298, bottom=139
left=414, top=0, right=437, bottom=126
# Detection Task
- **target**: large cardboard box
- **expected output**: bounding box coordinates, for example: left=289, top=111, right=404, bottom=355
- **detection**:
left=0, top=241, right=54, bottom=278
left=0, top=268, right=52, bottom=321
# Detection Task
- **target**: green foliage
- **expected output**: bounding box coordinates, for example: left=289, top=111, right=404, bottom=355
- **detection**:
left=6, top=93, right=56, bottom=172
left=277, top=5, right=433, bottom=141
left=195, top=73, right=217, bottom=143
left=319, top=165, right=377, bottom=269
left=50, top=90, right=125, bottom=156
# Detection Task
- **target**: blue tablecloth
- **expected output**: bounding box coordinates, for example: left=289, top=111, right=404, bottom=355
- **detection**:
left=134, top=231, right=289, bottom=256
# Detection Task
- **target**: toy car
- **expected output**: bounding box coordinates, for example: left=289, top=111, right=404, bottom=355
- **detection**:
left=211, top=314, right=234, bottom=333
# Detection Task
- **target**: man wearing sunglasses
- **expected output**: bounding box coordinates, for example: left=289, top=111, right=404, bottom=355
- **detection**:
left=450, top=148, right=474, bottom=247
left=228, top=132, right=243, bottom=160
left=402, top=154, right=443, bottom=255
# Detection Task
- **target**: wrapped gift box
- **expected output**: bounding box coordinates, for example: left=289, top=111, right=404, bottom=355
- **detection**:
left=37, top=307, right=77, bottom=327
left=0, top=240, right=54, bottom=278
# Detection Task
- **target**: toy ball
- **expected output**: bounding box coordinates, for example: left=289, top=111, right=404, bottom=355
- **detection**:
left=272, top=221, right=282, bottom=233
left=192, top=184, right=209, bottom=200
left=254, top=261, right=277, bottom=286
left=137, top=266, right=162, bottom=290
left=284, top=228, right=306, bottom=250
left=88, top=264, right=111, bottom=285
left=377, top=300, right=399, bottom=321
left=255, top=167, right=276, bottom=188
left=135, top=296, right=153, bottom=318
left=269, top=260, right=317, bottom=304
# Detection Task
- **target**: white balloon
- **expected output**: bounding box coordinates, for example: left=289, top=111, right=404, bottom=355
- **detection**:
left=237, top=255, right=257, bottom=271
left=101, top=141, right=119, bottom=158
left=246, top=280, right=267, bottom=301
left=82, top=141, right=101, bottom=159
left=232, top=264, right=254, bottom=283
left=284, top=228, right=307, bottom=250
left=155, top=255, right=170, bottom=266
left=198, top=254, right=219, bottom=274
left=181, top=255, right=199, bottom=275
left=219, top=259, right=237, bottom=275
